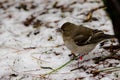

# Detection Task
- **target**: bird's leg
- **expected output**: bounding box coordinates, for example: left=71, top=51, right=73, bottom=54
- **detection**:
left=69, top=52, right=77, bottom=59
left=69, top=52, right=84, bottom=60
left=69, top=52, right=81, bottom=60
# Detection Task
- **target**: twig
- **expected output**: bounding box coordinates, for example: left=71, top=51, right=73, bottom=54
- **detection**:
left=44, top=58, right=74, bottom=75
left=84, top=5, right=106, bottom=22
left=92, top=66, right=120, bottom=75
left=42, top=53, right=83, bottom=76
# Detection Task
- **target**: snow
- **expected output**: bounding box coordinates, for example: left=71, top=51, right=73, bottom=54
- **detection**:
left=0, top=0, right=119, bottom=80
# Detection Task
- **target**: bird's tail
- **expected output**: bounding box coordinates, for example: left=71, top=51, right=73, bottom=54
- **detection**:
left=103, top=34, right=115, bottom=39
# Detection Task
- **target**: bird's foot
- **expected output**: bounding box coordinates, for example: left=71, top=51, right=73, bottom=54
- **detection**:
left=69, top=53, right=83, bottom=60
left=68, top=53, right=76, bottom=59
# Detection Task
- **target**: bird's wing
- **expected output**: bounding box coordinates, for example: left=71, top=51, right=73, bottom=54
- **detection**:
left=73, top=34, right=90, bottom=46
left=73, top=30, right=104, bottom=46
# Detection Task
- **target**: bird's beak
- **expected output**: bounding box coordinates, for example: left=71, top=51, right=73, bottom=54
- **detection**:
left=56, top=28, right=63, bottom=33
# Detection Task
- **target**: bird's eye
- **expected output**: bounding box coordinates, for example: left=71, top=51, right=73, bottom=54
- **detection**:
left=62, top=29, right=67, bottom=31
left=63, top=29, right=66, bottom=31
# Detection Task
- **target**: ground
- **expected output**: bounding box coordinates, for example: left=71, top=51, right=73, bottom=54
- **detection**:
left=0, top=0, right=120, bottom=80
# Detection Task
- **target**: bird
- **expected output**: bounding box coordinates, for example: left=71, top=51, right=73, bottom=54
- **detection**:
left=61, top=22, right=114, bottom=59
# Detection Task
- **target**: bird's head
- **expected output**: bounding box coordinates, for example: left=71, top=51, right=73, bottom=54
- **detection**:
left=61, top=22, right=77, bottom=36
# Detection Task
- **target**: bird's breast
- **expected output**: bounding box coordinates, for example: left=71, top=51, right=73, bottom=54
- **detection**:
left=64, top=37, right=97, bottom=54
